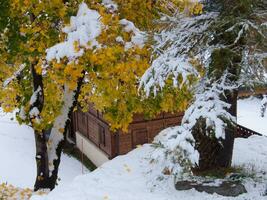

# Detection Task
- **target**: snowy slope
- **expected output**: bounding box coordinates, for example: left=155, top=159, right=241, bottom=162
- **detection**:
left=0, top=109, right=88, bottom=189
left=31, top=135, right=267, bottom=200
left=237, top=97, right=267, bottom=136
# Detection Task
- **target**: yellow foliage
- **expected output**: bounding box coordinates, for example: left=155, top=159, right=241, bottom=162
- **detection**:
left=0, top=0, right=200, bottom=133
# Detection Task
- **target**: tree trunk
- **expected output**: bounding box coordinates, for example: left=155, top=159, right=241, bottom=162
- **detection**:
left=34, top=131, right=50, bottom=191
left=192, top=48, right=241, bottom=173
left=29, top=64, right=51, bottom=191
left=34, top=74, right=84, bottom=191
left=192, top=118, right=235, bottom=172
left=34, top=128, right=65, bottom=191
left=30, top=63, right=63, bottom=191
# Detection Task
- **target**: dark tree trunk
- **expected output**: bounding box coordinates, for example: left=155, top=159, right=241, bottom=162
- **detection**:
left=29, top=64, right=51, bottom=191
left=34, top=131, right=50, bottom=190
left=34, top=73, right=85, bottom=191
left=34, top=128, right=65, bottom=191
left=33, top=127, right=65, bottom=191
left=30, top=64, right=61, bottom=191
left=192, top=118, right=235, bottom=171
left=192, top=48, right=241, bottom=173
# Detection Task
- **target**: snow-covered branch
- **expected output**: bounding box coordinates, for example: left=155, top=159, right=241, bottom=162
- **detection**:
left=148, top=71, right=236, bottom=182
left=182, top=72, right=237, bottom=140
left=139, top=11, right=219, bottom=96
left=3, top=64, right=26, bottom=88
left=119, top=19, right=147, bottom=50
left=46, top=3, right=102, bottom=62
left=47, top=85, right=76, bottom=174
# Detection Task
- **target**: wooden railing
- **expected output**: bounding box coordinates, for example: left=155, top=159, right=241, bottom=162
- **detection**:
left=238, top=87, right=267, bottom=98
left=236, top=124, right=262, bottom=138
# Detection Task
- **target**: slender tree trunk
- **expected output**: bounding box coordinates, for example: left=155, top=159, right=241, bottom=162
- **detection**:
left=35, top=74, right=85, bottom=191
left=34, top=128, right=65, bottom=191
left=30, top=63, right=66, bottom=191
left=34, top=132, right=50, bottom=190
left=34, top=127, right=65, bottom=191
left=29, top=64, right=51, bottom=191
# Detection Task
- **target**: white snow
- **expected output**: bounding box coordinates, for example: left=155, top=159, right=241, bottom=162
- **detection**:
left=47, top=86, right=76, bottom=174
left=29, top=107, right=40, bottom=118
left=29, top=94, right=267, bottom=200
left=232, top=135, right=267, bottom=173
left=46, top=3, right=102, bottom=62
left=0, top=95, right=266, bottom=199
left=0, top=108, right=88, bottom=189
left=119, top=19, right=147, bottom=50
left=3, top=64, right=26, bottom=88
left=150, top=126, right=199, bottom=181
left=30, top=86, right=42, bottom=105
left=31, top=135, right=267, bottom=200
left=102, top=0, right=118, bottom=12
left=237, top=96, right=267, bottom=136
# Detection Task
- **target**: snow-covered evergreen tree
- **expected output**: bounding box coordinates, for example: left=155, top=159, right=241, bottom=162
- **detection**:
left=141, top=0, right=267, bottom=176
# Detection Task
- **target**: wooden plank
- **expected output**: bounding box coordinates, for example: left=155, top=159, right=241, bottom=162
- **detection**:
left=118, top=131, right=132, bottom=155
left=77, top=111, right=88, bottom=137
left=238, top=87, right=267, bottom=97
left=147, top=120, right=164, bottom=142
left=132, top=128, right=148, bottom=148
left=87, top=115, right=99, bottom=144
left=236, top=124, right=262, bottom=138
left=164, top=117, right=182, bottom=128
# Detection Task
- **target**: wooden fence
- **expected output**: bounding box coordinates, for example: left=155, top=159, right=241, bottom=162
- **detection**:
left=236, top=124, right=262, bottom=138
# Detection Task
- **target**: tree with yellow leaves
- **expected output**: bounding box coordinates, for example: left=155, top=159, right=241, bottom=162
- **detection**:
left=0, top=0, right=202, bottom=191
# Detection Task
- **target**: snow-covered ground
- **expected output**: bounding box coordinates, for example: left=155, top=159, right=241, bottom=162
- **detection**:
left=0, top=109, right=88, bottom=189
left=237, top=97, right=267, bottom=136
left=31, top=135, right=267, bottom=200
left=1, top=97, right=266, bottom=199
left=30, top=97, right=267, bottom=200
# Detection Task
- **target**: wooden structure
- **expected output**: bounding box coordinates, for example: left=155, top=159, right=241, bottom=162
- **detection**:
left=236, top=124, right=262, bottom=138
left=238, top=87, right=267, bottom=98
left=71, top=104, right=184, bottom=159
left=70, top=90, right=265, bottom=165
